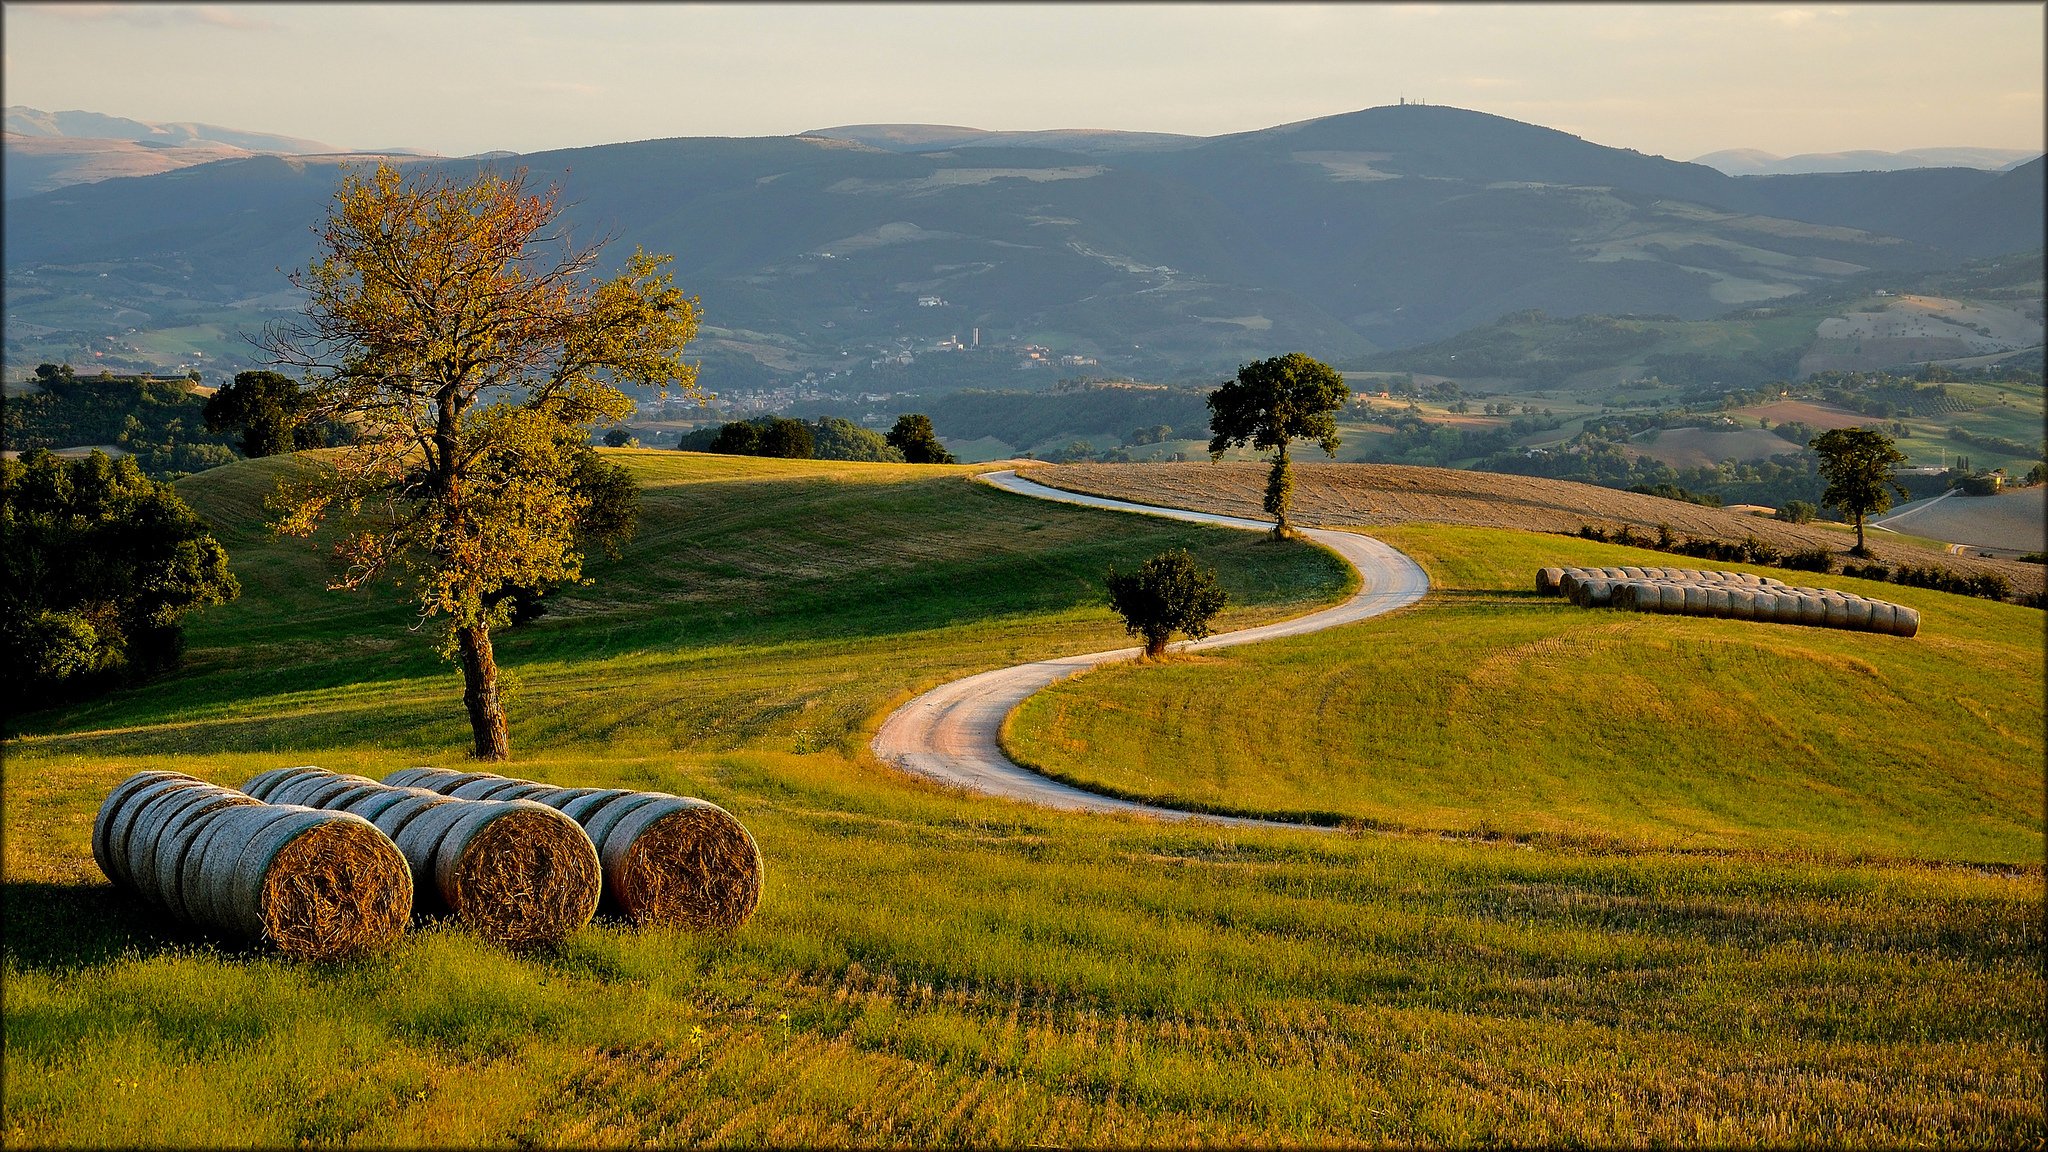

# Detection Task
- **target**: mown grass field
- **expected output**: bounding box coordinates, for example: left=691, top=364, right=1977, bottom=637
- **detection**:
left=4, top=452, right=2043, bottom=1146
left=1007, top=525, right=2045, bottom=864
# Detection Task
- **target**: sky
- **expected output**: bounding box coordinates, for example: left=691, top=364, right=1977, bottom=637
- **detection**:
left=3, top=2, right=2042, bottom=161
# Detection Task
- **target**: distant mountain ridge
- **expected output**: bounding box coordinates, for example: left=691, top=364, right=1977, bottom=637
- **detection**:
left=1694, top=146, right=2041, bottom=176
left=1, top=106, right=433, bottom=198
left=4, top=106, right=340, bottom=154
left=6, top=103, right=2041, bottom=388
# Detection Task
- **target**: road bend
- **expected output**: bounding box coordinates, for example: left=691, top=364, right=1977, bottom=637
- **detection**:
left=869, top=470, right=1430, bottom=826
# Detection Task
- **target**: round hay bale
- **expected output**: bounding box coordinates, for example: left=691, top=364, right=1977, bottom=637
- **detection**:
left=378, top=767, right=455, bottom=790
left=241, top=766, right=327, bottom=803
left=430, top=802, right=600, bottom=947
left=1892, top=604, right=1920, bottom=638
left=1704, top=586, right=1732, bottom=618
left=579, top=794, right=668, bottom=848
left=1795, top=594, right=1828, bottom=627
left=1822, top=597, right=1850, bottom=628
left=1726, top=588, right=1756, bottom=621
left=1838, top=599, right=1876, bottom=631
left=125, top=786, right=253, bottom=905
left=103, top=779, right=214, bottom=888
left=555, top=789, right=640, bottom=823
left=216, top=809, right=411, bottom=960
left=1536, top=567, right=1566, bottom=595
left=596, top=797, right=764, bottom=930
left=267, top=774, right=374, bottom=809
left=145, top=791, right=264, bottom=921
left=93, top=771, right=192, bottom=881
left=1586, top=579, right=1618, bottom=607
left=1656, top=584, right=1685, bottom=613
left=445, top=778, right=541, bottom=801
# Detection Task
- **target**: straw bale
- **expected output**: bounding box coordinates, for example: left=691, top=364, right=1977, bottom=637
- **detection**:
left=428, top=801, right=599, bottom=946
left=400, top=769, right=764, bottom=931
left=1536, top=567, right=1566, bottom=595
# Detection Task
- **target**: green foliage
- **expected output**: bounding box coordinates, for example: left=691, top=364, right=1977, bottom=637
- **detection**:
left=886, top=414, right=956, bottom=464
left=1105, top=549, right=1230, bottom=657
left=2, top=363, right=238, bottom=478
left=1208, top=352, right=1347, bottom=535
left=200, top=371, right=325, bottom=458
left=0, top=449, right=238, bottom=708
left=808, top=417, right=902, bottom=462
left=1626, top=482, right=1722, bottom=508
left=601, top=428, right=638, bottom=449
left=1810, top=426, right=1909, bottom=553
left=702, top=417, right=816, bottom=459
left=1776, top=499, right=1819, bottom=524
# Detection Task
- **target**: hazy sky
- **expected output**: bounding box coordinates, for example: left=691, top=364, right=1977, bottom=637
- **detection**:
left=3, top=3, right=2041, bottom=160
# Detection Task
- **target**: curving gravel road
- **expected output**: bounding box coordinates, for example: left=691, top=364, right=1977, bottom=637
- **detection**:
left=869, top=470, right=1430, bottom=826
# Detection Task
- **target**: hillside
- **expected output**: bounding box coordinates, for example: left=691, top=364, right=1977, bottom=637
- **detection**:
left=4, top=451, right=2040, bottom=1143
left=7, top=104, right=2039, bottom=390
left=1025, top=461, right=2045, bottom=596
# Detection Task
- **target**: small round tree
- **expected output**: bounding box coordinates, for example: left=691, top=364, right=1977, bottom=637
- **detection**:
left=1106, top=550, right=1229, bottom=659
left=886, top=413, right=956, bottom=464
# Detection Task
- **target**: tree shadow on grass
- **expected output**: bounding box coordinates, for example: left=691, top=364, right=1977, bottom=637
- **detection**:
left=2, top=881, right=205, bottom=972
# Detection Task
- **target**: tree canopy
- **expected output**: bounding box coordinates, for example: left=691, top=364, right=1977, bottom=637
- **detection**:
left=1207, top=352, right=1348, bottom=537
left=1106, top=550, right=1229, bottom=659
left=1, top=448, right=239, bottom=708
left=201, top=370, right=327, bottom=458
left=886, top=414, right=956, bottom=464
left=1809, top=426, right=1908, bottom=555
left=259, top=162, right=700, bottom=760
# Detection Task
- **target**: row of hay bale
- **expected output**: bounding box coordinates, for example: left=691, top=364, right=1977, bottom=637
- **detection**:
left=1536, top=565, right=1919, bottom=636
left=384, top=767, right=762, bottom=932
left=242, top=767, right=603, bottom=948
left=92, top=765, right=763, bottom=959
left=92, top=771, right=412, bottom=961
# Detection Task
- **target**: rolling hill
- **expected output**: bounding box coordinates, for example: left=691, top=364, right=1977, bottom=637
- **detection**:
left=4, top=451, right=2039, bottom=1144
left=6, top=105, right=2040, bottom=391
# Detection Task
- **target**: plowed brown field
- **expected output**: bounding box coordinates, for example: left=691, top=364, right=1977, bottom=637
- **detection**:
left=1021, top=461, right=2045, bottom=595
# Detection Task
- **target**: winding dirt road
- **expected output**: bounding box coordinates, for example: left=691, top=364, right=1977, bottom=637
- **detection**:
left=869, top=470, right=1430, bottom=825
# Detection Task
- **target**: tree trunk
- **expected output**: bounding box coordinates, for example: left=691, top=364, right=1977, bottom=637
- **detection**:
left=1264, top=445, right=1293, bottom=540
left=1853, top=512, right=1868, bottom=556
left=456, top=623, right=511, bottom=761
left=1144, top=635, right=1168, bottom=659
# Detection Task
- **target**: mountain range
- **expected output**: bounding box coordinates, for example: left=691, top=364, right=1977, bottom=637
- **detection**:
left=1692, top=146, right=2041, bottom=177
left=5, top=104, right=2040, bottom=388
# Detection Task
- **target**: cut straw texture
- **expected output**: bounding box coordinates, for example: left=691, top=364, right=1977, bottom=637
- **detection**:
left=1537, top=566, right=1918, bottom=636
left=92, top=771, right=411, bottom=960
left=241, top=767, right=601, bottom=948
left=384, top=767, right=762, bottom=932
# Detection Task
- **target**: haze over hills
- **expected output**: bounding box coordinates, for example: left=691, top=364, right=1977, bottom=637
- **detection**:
left=1693, top=146, right=2042, bottom=176
left=1, top=105, right=429, bottom=198
left=5, top=104, right=2041, bottom=392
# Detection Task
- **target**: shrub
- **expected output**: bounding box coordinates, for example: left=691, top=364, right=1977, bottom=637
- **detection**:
left=1776, top=500, right=1818, bottom=524
left=1106, top=550, right=1229, bottom=659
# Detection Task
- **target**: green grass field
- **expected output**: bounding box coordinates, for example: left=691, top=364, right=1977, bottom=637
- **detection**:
left=1007, top=525, right=2045, bottom=864
left=5, top=453, right=2042, bottom=1146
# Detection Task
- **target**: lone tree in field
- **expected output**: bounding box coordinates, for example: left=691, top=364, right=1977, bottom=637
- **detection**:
left=1207, top=352, right=1348, bottom=538
left=1809, top=426, right=1908, bottom=556
left=1106, top=550, right=1229, bottom=659
left=886, top=413, right=956, bottom=464
left=260, top=162, right=700, bottom=761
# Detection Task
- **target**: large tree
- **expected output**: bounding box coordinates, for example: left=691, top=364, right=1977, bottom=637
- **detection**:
left=1809, top=426, right=1908, bottom=556
left=260, top=162, right=700, bottom=760
left=1207, top=352, right=1349, bottom=538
